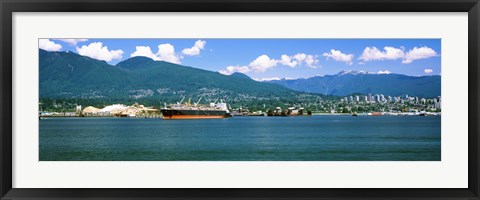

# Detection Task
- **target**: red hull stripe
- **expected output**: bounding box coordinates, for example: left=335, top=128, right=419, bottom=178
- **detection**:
left=162, top=115, right=228, bottom=119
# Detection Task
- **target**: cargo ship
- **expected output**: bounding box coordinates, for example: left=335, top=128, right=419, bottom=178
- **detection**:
left=160, top=97, right=232, bottom=119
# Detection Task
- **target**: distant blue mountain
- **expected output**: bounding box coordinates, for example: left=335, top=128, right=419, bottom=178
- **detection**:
left=267, top=70, right=441, bottom=98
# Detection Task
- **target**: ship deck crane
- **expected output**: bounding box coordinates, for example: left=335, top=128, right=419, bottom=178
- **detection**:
left=178, top=96, right=185, bottom=105
left=195, top=97, right=203, bottom=106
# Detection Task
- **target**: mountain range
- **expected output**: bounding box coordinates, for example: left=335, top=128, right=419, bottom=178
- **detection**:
left=267, top=70, right=440, bottom=98
left=39, top=49, right=302, bottom=103
left=40, top=49, right=440, bottom=104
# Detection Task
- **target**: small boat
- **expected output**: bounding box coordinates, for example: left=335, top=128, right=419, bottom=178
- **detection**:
left=352, top=112, right=358, bottom=116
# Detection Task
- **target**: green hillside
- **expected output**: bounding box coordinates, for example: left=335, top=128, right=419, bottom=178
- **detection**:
left=39, top=49, right=323, bottom=109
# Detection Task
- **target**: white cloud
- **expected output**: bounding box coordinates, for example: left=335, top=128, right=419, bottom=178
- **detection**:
left=182, top=40, right=206, bottom=56
left=293, top=53, right=307, bottom=63
left=76, top=42, right=123, bottom=62
left=279, top=54, right=298, bottom=67
left=130, top=46, right=157, bottom=60
left=55, top=39, right=88, bottom=45
left=359, top=46, right=438, bottom=64
left=292, top=53, right=319, bottom=68
left=304, top=55, right=319, bottom=68
left=218, top=65, right=250, bottom=75
left=238, top=53, right=320, bottom=74
left=249, top=55, right=278, bottom=72
left=378, top=70, right=392, bottom=74
left=157, top=44, right=181, bottom=63
left=322, top=49, right=354, bottom=65
left=253, top=77, right=281, bottom=82
left=39, top=39, right=62, bottom=51
left=403, top=46, right=438, bottom=64
left=130, top=43, right=181, bottom=64
left=358, top=46, right=405, bottom=61
left=424, top=69, right=433, bottom=74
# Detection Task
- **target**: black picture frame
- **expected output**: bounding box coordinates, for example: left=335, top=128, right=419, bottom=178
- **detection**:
left=1, top=0, right=479, bottom=199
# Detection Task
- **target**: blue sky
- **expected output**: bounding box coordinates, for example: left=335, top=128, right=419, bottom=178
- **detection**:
left=39, top=38, right=441, bottom=80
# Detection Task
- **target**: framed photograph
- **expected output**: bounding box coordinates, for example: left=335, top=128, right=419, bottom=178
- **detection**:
left=1, top=0, right=479, bottom=199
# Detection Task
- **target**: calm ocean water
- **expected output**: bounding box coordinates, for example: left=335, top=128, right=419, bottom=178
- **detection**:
left=39, top=116, right=441, bottom=161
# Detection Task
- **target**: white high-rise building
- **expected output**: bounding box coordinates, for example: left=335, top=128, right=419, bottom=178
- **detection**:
left=436, top=96, right=442, bottom=109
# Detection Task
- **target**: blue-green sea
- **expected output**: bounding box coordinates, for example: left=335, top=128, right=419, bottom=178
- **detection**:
left=39, top=116, right=441, bottom=161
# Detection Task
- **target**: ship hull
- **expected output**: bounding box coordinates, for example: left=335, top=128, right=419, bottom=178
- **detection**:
left=161, top=109, right=231, bottom=119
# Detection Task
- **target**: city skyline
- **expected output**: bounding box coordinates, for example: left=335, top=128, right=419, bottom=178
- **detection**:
left=39, top=38, right=441, bottom=80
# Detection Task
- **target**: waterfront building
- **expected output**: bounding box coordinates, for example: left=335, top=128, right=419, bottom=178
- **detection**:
left=421, top=98, right=426, bottom=104
left=75, top=105, right=82, bottom=113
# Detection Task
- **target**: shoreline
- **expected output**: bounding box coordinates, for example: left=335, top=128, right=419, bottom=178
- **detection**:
left=40, top=113, right=441, bottom=119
